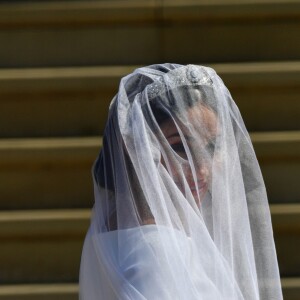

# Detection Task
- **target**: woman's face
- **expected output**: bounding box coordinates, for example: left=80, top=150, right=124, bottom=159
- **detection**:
left=159, top=102, right=219, bottom=207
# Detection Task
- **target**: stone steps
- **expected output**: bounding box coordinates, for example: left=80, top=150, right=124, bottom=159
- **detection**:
left=0, top=209, right=88, bottom=284
left=0, top=61, right=299, bottom=138
left=0, top=1, right=299, bottom=68
left=0, top=283, right=78, bottom=300
left=1, top=131, right=299, bottom=210
left=0, top=279, right=298, bottom=300
left=1, top=0, right=300, bottom=26
left=281, top=278, right=300, bottom=300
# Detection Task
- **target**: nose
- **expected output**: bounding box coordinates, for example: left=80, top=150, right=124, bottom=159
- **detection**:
left=183, top=160, right=209, bottom=184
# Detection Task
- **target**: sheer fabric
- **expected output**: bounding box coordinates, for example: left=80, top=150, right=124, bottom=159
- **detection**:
left=79, top=64, right=283, bottom=299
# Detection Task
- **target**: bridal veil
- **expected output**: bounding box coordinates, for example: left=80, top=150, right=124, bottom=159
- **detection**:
left=79, top=64, right=283, bottom=300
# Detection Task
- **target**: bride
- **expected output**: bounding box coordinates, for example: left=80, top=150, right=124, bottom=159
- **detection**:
left=79, top=64, right=283, bottom=299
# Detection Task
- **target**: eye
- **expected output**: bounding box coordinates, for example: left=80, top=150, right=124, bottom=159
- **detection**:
left=170, top=142, right=188, bottom=159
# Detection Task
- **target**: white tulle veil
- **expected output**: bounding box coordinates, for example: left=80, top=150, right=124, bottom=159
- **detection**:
left=79, top=64, right=283, bottom=300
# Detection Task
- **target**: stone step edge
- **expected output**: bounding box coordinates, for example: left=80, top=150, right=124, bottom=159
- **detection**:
left=0, top=136, right=102, bottom=151
left=0, top=204, right=299, bottom=236
left=0, top=283, right=78, bottom=296
left=0, top=278, right=298, bottom=296
left=0, top=61, right=300, bottom=93
left=1, top=131, right=299, bottom=149
left=0, top=209, right=90, bottom=223
left=0, top=209, right=91, bottom=238
left=0, top=131, right=299, bottom=165
left=0, top=0, right=299, bottom=27
left=0, top=204, right=298, bottom=219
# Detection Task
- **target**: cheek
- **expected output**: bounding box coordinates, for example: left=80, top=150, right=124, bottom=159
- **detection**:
left=162, top=159, right=180, bottom=177
left=160, top=155, right=184, bottom=181
left=160, top=150, right=214, bottom=190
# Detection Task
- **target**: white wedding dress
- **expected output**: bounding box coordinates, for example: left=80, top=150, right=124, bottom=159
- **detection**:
left=80, top=224, right=244, bottom=300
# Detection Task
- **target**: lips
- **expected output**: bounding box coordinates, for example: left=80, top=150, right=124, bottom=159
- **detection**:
left=174, top=178, right=208, bottom=202
left=190, top=180, right=207, bottom=192
left=189, top=180, right=208, bottom=204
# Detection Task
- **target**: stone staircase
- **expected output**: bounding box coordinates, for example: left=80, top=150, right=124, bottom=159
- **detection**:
left=0, top=1, right=299, bottom=299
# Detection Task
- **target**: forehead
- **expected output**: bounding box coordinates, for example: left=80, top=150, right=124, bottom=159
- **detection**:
left=160, top=102, right=219, bottom=140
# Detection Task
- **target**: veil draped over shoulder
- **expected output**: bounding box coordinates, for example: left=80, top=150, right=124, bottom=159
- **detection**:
left=79, top=64, right=283, bottom=300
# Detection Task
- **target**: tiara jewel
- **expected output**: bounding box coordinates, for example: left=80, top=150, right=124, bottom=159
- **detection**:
left=147, top=65, right=213, bottom=100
